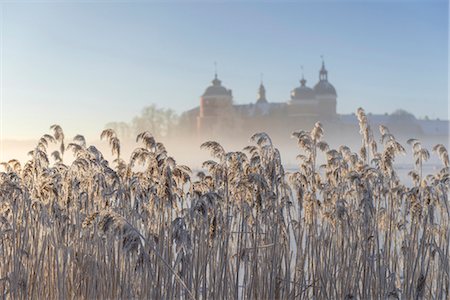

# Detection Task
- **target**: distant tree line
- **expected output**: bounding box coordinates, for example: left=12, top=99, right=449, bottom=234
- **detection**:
left=105, top=104, right=178, bottom=140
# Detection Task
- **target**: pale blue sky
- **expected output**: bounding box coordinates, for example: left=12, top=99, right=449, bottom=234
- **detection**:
left=1, top=0, right=448, bottom=140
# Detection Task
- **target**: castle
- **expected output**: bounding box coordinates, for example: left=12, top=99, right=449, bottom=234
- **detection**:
left=179, top=60, right=448, bottom=144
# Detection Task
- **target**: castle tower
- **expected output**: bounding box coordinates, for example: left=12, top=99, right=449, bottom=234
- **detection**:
left=255, top=80, right=270, bottom=116
left=313, top=59, right=337, bottom=116
left=256, top=82, right=268, bottom=104
left=197, top=71, right=234, bottom=137
left=288, top=67, right=318, bottom=117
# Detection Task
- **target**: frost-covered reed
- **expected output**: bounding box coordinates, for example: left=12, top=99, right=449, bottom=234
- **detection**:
left=0, top=108, right=448, bottom=299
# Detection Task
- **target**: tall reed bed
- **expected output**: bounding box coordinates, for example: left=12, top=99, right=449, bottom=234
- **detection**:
left=0, top=108, right=448, bottom=299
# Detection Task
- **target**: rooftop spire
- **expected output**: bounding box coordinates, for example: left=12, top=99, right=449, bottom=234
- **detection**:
left=257, top=74, right=268, bottom=104
left=319, top=55, right=328, bottom=81
left=212, top=61, right=221, bottom=86
left=300, top=65, right=306, bottom=86
left=214, top=61, right=218, bottom=79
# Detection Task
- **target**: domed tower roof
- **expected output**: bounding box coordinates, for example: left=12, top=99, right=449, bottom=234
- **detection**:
left=291, top=77, right=315, bottom=100
left=202, top=73, right=232, bottom=97
left=313, top=60, right=337, bottom=96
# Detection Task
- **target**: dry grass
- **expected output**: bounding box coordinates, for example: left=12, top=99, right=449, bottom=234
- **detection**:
left=0, top=108, right=448, bottom=299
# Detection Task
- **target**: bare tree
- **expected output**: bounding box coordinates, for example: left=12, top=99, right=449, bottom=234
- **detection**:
left=132, top=104, right=178, bottom=138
